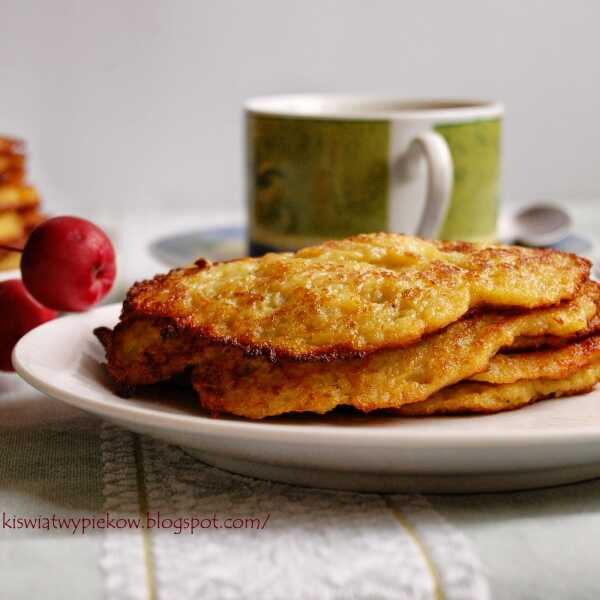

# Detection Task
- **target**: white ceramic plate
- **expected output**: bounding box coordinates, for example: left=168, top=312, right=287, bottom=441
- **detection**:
left=13, top=303, right=600, bottom=493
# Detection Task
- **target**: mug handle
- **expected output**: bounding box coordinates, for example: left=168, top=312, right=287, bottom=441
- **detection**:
left=405, top=131, right=454, bottom=238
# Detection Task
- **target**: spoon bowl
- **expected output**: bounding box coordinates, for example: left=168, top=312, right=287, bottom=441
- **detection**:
left=512, top=203, right=572, bottom=247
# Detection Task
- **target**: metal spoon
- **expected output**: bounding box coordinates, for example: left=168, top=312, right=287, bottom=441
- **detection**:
left=507, top=203, right=573, bottom=247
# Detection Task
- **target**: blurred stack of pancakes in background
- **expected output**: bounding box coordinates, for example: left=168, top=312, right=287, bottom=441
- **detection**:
left=0, top=136, right=45, bottom=270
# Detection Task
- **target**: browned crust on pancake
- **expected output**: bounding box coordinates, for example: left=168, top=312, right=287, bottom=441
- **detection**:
left=0, top=169, right=25, bottom=186
left=0, top=153, right=26, bottom=185
left=94, top=316, right=209, bottom=388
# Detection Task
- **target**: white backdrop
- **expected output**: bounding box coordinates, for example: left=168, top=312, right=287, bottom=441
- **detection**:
left=1, top=0, right=599, bottom=219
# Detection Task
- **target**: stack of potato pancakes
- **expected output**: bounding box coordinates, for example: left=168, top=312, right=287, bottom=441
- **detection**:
left=0, top=136, right=44, bottom=270
left=97, top=233, right=600, bottom=419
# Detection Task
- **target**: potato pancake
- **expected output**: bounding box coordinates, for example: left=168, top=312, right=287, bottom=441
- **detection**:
left=0, top=184, right=39, bottom=211
left=121, top=233, right=590, bottom=360
left=398, top=360, right=600, bottom=416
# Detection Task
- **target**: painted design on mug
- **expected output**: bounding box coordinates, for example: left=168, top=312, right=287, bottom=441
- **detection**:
left=247, top=115, right=389, bottom=250
left=247, top=114, right=501, bottom=253
left=436, top=119, right=501, bottom=242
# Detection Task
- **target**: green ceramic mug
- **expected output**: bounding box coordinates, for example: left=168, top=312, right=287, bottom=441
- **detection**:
left=245, top=95, right=503, bottom=255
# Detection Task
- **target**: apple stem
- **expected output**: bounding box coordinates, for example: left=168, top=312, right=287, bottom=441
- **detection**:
left=0, top=244, right=23, bottom=253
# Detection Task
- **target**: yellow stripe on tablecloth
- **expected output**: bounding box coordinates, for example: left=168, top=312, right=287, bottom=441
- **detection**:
left=384, top=497, right=444, bottom=600
left=133, top=435, right=158, bottom=600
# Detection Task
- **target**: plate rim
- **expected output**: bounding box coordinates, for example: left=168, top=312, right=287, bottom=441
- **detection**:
left=13, top=303, right=600, bottom=450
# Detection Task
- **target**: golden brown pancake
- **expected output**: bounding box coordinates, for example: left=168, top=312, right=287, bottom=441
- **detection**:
left=398, top=359, right=600, bottom=416
left=120, top=233, right=590, bottom=361
left=0, top=137, right=44, bottom=271
left=0, top=211, right=26, bottom=241
left=0, top=153, right=25, bottom=185
left=0, top=185, right=39, bottom=212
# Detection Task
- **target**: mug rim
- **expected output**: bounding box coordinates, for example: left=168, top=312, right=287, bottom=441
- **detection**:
left=245, top=94, right=503, bottom=121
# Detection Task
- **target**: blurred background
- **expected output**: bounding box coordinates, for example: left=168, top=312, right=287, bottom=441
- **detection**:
left=1, top=0, right=599, bottom=219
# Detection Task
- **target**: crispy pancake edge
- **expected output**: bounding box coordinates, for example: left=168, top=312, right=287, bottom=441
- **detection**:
left=471, top=333, right=600, bottom=384
left=398, top=359, right=600, bottom=416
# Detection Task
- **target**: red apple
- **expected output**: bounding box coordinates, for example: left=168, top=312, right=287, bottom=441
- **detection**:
left=21, top=216, right=116, bottom=311
left=0, top=279, right=57, bottom=371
